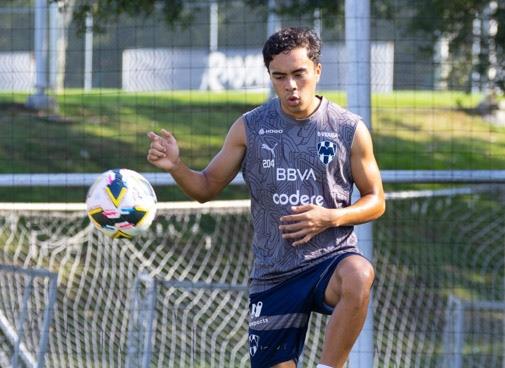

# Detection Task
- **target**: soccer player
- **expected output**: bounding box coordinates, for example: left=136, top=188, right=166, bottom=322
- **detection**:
left=147, top=27, right=385, bottom=368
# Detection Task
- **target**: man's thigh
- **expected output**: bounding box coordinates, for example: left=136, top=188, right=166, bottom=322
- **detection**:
left=322, top=254, right=375, bottom=307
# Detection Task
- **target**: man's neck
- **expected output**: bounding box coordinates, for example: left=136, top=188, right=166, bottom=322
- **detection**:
left=294, top=95, right=322, bottom=120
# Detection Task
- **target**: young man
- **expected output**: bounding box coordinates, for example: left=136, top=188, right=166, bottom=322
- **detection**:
left=147, top=27, right=385, bottom=368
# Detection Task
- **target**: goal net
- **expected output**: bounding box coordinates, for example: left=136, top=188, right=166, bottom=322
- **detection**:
left=441, top=295, right=505, bottom=368
left=0, top=187, right=503, bottom=367
left=374, top=187, right=504, bottom=368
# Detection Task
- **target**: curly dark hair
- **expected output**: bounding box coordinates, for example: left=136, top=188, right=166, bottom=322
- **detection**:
left=262, top=27, right=321, bottom=70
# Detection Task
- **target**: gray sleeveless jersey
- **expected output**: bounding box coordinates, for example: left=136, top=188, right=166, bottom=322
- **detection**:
left=242, top=96, right=362, bottom=293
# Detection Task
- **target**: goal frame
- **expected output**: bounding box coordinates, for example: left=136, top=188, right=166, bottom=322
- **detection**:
left=0, top=264, right=58, bottom=368
left=441, top=295, right=505, bottom=368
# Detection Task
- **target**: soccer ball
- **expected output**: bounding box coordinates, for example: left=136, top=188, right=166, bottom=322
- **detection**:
left=86, top=169, right=157, bottom=239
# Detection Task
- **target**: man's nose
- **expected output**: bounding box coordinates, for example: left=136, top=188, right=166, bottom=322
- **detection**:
left=284, top=77, right=296, bottom=91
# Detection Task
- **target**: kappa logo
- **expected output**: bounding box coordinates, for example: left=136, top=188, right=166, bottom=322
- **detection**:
left=249, top=334, right=260, bottom=357
left=317, top=141, right=337, bottom=165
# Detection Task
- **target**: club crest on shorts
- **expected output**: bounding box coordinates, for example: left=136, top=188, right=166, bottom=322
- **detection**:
left=249, top=334, right=260, bottom=356
left=317, top=140, right=337, bottom=165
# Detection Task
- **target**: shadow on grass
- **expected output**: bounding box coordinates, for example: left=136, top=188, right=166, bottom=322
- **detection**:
left=2, top=97, right=505, bottom=201
left=374, top=130, right=505, bottom=170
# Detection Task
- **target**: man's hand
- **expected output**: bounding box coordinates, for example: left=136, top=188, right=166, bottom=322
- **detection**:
left=147, top=129, right=181, bottom=172
left=279, top=205, right=340, bottom=246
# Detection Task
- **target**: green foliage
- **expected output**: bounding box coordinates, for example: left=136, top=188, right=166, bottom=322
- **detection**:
left=69, top=0, right=503, bottom=92
left=409, top=0, right=505, bottom=92
left=243, top=0, right=393, bottom=19
left=72, top=0, right=197, bottom=34
left=246, top=0, right=395, bottom=30
left=70, top=0, right=394, bottom=37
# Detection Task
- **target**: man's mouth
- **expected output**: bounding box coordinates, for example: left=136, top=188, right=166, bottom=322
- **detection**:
left=287, top=96, right=300, bottom=105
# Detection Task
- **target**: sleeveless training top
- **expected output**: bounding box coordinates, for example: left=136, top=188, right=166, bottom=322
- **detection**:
left=242, top=96, right=362, bottom=293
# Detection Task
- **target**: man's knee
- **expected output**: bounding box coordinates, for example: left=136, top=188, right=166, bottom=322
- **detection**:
left=341, top=257, right=374, bottom=306
left=327, top=256, right=375, bottom=307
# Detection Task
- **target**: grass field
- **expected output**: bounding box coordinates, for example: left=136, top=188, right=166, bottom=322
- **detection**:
left=1, top=89, right=504, bottom=201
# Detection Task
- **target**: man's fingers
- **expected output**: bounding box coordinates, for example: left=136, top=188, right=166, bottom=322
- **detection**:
left=160, top=129, right=175, bottom=141
left=291, top=204, right=313, bottom=212
left=279, top=213, right=306, bottom=223
left=281, top=227, right=309, bottom=239
left=147, top=131, right=160, bottom=141
left=279, top=222, right=306, bottom=233
left=147, top=149, right=165, bottom=160
left=291, top=235, right=312, bottom=246
left=281, top=227, right=313, bottom=245
left=280, top=205, right=315, bottom=222
left=148, top=130, right=175, bottom=145
left=150, top=141, right=166, bottom=153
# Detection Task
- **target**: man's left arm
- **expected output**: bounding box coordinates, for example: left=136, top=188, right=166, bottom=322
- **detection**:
left=332, top=120, right=385, bottom=226
left=279, top=120, right=385, bottom=246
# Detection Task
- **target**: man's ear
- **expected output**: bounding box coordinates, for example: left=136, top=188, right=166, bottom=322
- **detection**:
left=315, top=63, right=322, bottom=82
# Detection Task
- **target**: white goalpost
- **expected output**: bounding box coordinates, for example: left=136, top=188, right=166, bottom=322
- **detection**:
left=0, top=264, right=58, bottom=368
left=345, top=0, right=373, bottom=364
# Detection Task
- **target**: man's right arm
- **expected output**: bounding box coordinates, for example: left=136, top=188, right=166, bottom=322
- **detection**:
left=147, top=117, right=247, bottom=203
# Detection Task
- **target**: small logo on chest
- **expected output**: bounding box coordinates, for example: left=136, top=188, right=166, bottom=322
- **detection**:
left=317, top=141, right=337, bottom=165
left=261, top=143, right=277, bottom=158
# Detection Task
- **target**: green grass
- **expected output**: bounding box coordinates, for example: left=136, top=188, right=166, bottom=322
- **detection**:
left=1, top=89, right=505, bottom=201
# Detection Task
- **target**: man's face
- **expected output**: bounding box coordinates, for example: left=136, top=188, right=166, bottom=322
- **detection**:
left=268, top=47, right=321, bottom=120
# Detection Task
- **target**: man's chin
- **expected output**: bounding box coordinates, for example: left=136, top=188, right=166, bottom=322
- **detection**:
left=285, top=99, right=302, bottom=108
left=282, top=101, right=302, bottom=112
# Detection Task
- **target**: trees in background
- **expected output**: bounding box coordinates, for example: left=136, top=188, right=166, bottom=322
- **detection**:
left=411, top=0, right=503, bottom=96
left=56, top=0, right=504, bottom=95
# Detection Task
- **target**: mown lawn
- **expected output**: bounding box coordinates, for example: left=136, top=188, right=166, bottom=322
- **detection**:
left=1, top=90, right=504, bottom=201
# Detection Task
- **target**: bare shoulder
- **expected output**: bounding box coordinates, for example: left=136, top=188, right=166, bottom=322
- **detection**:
left=225, top=116, right=247, bottom=147
left=351, top=120, right=374, bottom=155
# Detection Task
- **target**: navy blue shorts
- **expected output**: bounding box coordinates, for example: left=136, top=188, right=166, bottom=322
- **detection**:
left=248, top=252, right=363, bottom=367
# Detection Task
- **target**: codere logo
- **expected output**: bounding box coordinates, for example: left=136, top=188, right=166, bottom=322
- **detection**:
left=273, top=190, right=324, bottom=206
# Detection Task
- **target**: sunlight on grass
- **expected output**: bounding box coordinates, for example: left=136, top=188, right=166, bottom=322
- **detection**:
left=372, top=90, right=484, bottom=109
left=54, top=89, right=269, bottom=106
left=1, top=89, right=505, bottom=200
left=50, top=89, right=486, bottom=109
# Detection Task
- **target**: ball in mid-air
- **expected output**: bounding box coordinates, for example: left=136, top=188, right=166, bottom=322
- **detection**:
left=86, top=169, right=157, bottom=239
